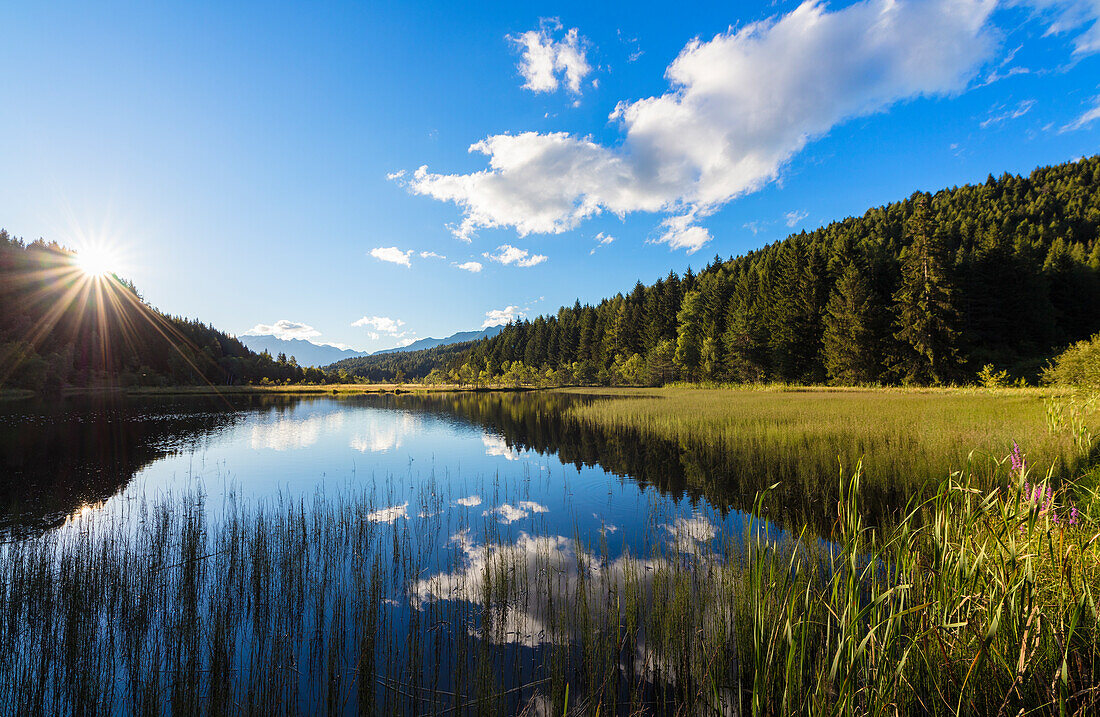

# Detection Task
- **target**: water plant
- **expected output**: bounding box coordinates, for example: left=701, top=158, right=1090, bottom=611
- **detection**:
left=1, top=438, right=1097, bottom=715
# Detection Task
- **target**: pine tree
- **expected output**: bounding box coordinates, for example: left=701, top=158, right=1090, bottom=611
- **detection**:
left=722, top=269, right=768, bottom=381
left=891, top=194, right=962, bottom=384
left=674, top=289, right=704, bottom=380
left=822, top=263, right=880, bottom=384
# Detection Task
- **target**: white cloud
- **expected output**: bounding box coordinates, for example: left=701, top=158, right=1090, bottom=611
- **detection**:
left=510, top=22, right=592, bottom=94
left=1016, top=0, right=1100, bottom=56
left=370, top=246, right=414, bottom=267
left=483, top=434, right=519, bottom=460
left=367, top=502, right=408, bottom=524
left=483, top=501, right=549, bottom=524
left=653, top=211, right=713, bottom=254
left=484, top=244, right=548, bottom=267
left=386, top=170, right=406, bottom=180
left=351, top=316, right=406, bottom=335
left=980, top=99, right=1036, bottom=128
left=590, top=231, right=615, bottom=254
left=403, top=0, right=997, bottom=252
left=419, top=250, right=446, bottom=259
left=1062, top=95, right=1100, bottom=130
left=455, top=495, right=483, bottom=507
left=663, top=512, right=718, bottom=554
left=784, top=209, right=809, bottom=227
left=244, top=319, right=321, bottom=340
left=483, top=305, right=525, bottom=328
left=455, top=261, right=483, bottom=273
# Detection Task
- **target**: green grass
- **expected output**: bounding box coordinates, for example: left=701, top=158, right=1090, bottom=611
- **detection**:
left=1, top=458, right=1097, bottom=715
left=562, top=386, right=1098, bottom=524
left=2, top=387, right=1098, bottom=714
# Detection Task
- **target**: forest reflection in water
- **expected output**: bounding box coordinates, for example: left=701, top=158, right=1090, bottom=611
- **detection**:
left=0, top=389, right=932, bottom=540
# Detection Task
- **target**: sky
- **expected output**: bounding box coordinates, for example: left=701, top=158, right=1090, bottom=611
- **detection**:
left=1, top=0, right=1099, bottom=352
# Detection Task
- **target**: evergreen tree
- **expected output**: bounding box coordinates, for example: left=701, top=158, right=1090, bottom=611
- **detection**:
left=891, top=194, right=962, bottom=384
left=822, top=263, right=880, bottom=384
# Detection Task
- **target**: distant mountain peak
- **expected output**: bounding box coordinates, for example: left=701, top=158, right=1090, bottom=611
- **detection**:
left=371, top=325, right=504, bottom=356
left=239, top=325, right=503, bottom=367
left=237, top=335, right=368, bottom=367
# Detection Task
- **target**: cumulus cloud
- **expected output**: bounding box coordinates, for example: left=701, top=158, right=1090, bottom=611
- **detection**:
left=1062, top=95, right=1100, bottom=130
left=455, top=261, right=483, bottom=273
left=402, top=0, right=998, bottom=252
left=420, top=250, right=446, bottom=259
left=483, top=305, right=525, bottom=328
left=510, top=21, right=592, bottom=94
left=351, top=316, right=406, bottom=335
left=484, top=244, right=548, bottom=267
left=653, top=212, right=712, bottom=254
left=244, top=319, right=321, bottom=340
left=455, top=495, right=483, bottom=507
left=370, top=246, right=414, bottom=267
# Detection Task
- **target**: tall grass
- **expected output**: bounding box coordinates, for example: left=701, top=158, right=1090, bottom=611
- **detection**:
left=566, top=386, right=1093, bottom=501
left=1, top=444, right=1098, bottom=714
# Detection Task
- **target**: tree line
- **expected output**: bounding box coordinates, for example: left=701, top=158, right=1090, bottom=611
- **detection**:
left=451, top=156, right=1100, bottom=387
left=0, top=234, right=344, bottom=391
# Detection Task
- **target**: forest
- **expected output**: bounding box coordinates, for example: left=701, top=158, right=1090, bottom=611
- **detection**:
left=442, top=156, right=1100, bottom=387
left=0, top=234, right=343, bottom=391
left=6, top=156, right=1100, bottom=392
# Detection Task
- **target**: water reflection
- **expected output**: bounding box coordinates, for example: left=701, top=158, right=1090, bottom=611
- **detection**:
left=0, top=389, right=911, bottom=539
left=249, top=409, right=345, bottom=451
left=483, top=500, right=549, bottom=524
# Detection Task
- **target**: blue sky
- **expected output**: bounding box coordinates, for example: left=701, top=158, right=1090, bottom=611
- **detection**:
left=1, top=0, right=1098, bottom=352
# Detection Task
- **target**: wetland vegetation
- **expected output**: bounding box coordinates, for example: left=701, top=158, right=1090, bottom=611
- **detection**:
left=0, top=387, right=1097, bottom=714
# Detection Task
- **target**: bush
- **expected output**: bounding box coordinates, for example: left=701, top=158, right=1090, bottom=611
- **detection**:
left=1043, top=333, right=1100, bottom=387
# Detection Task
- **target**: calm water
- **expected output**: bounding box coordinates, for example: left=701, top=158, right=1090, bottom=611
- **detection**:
left=0, top=391, right=738, bottom=542
left=0, top=391, right=820, bottom=713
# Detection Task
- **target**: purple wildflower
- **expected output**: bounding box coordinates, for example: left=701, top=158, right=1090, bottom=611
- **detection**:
left=1010, top=441, right=1027, bottom=476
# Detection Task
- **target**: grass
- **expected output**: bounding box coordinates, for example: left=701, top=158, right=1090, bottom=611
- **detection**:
left=1, top=449, right=1098, bottom=714
left=2, top=387, right=1098, bottom=714
left=562, top=386, right=1098, bottom=524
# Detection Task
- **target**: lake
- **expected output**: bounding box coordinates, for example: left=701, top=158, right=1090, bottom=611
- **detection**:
left=1, top=390, right=1091, bottom=715
left=0, top=392, right=744, bottom=540
left=0, top=391, right=762, bottom=714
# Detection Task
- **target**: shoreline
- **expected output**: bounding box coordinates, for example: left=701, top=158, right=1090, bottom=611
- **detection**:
left=0, top=383, right=1075, bottom=402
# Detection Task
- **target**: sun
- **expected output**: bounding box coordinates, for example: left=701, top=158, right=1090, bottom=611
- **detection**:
left=74, top=246, right=118, bottom=278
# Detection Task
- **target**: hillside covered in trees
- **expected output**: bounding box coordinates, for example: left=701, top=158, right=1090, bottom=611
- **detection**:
left=454, top=156, right=1100, bottom=387
left=326, top=341, right=477, bottom=383
left=0, top=233, right=339, bottom=391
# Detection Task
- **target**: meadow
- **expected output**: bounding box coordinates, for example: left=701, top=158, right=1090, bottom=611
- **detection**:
left=565, top=386, right=1099, bottom=511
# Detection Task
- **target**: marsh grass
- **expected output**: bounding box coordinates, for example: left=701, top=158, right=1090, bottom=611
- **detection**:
left=565, top=387, right=1096, bottom=514
left=2, top=444, right=1099, bottom=715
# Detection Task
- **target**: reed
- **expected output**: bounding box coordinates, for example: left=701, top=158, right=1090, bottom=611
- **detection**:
left=565, top=386, right=1094, bottom=496
left=0, top=448, right=1096, bottom=714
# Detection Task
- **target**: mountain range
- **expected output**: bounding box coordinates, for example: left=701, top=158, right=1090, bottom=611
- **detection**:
left=238, top=326, right=503, bottom=367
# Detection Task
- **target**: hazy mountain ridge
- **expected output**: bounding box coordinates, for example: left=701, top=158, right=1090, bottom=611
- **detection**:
left=370, top=326, right=503, bottom=355
left=240, top=326, right=504, bottom=367
left=237, top=336, right=367, bottom=367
